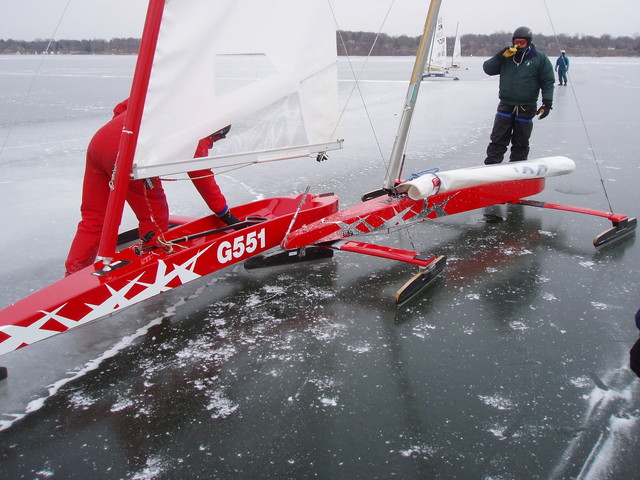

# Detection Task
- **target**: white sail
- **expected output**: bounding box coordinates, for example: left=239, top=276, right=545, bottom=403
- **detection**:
left=397, top=157, right=576, bottom=200
left=132, top=0, right=340, bottom=179
left=425, top=16, right=447, bottom=74
left=451, top=25, right=461, bottom=68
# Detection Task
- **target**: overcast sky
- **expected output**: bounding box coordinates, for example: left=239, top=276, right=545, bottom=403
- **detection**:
left=1, top=0, right=638, bottom=41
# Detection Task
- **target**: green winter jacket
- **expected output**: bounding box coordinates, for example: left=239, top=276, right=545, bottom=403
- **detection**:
left=483, top=44, right=555, bottom=106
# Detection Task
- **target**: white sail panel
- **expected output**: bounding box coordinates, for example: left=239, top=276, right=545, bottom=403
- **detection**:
left=425, top=16, right=447, bottom=73
left=397, top=157, right=576, bottom=200
left=451, top=28, right=461, bottom=67
left=133, top=0, right=339, bottom=179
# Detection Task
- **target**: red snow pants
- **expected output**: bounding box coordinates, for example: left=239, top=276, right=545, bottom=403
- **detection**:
left=65, top=113, right=169, bottom=276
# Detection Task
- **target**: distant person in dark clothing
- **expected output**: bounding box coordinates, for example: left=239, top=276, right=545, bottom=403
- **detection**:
left=555, top=50, right=570, bottom=86
left=482, top=26, right=555, bottom=164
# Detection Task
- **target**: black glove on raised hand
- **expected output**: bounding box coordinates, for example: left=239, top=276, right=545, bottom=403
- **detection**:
left=209, top=125, right=232, bottom=141
left=537, top=100, right=552, bottom=119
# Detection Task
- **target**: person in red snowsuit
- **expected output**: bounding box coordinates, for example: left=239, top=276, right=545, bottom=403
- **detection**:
left=64, top=99, right=237, bottom=276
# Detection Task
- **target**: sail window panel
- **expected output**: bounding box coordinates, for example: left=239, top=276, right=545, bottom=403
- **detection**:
left=214, top=54, right=278, bottom=96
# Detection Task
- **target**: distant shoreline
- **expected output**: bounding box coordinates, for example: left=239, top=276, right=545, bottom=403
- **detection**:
left=2, top=31, right=638, bottom=57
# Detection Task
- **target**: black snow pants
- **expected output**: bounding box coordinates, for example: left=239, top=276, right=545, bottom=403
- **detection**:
left=485, top=102, right=537, bottom=164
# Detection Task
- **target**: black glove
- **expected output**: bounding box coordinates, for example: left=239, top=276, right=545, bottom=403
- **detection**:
left=537, top=100, right=552, bottom=120
left=218, top=210, right=240, bottom=225
left=209, top=125, right=231, bottom=141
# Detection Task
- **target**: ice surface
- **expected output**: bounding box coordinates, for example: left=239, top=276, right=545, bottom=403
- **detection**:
left=0, top=55, right=639, bottom=479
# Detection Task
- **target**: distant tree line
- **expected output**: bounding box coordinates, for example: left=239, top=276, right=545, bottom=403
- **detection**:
left=2, top=32, right=639, bottom=56
left=0, top=38, right=140, bottom=55
left=339, top=31, right=640, bottom=57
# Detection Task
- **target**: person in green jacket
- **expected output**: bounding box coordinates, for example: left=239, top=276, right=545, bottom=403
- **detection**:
left=483, top=26, right=555, bottom=164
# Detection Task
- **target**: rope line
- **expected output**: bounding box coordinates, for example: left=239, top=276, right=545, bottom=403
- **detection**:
left=0, top=0, right=73, bottom=158
left=542, top=0, right=615, bottom=213
left=327, top=0, right=398, bottom=168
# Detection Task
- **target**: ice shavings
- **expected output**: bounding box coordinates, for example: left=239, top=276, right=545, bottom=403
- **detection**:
left=579, top=415, right=636, bottom=480
left=68, top=391, right=97, bottom=410
left=570, top=376, right=593, bottom=389
left=244, top=293, right=262, bottom=307
left=508, top=320, right=528, bottom=332
left=205, top=388, right=239, bottom=419
left=110, top=395, right=135, bottom=413
left=130, top=455, right=169, bottom=480
left=35, top=470, right=55, bottom=478
left=411, top=323, right=436, bottom=339
left=478, top=394, right=515, bottom=411
left=550, top=361, right=640, bottom=479
left=488, top=424, right=508, bottom=440
left=0, top=316, right=166, bottom=432
left=320, top=397, right=338, bottom=407
left=398, top=444, right=436, bottom=458
left=590, top=302, right=608, bottom=310
left=346, top=341, right=372, bottom=354
left=502, top=247, right=532, bottom=256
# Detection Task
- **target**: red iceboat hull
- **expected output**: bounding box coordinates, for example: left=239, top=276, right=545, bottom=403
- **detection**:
left=285, top=179, right=545, bottom=248
left=0, top=194, right=338, bottom=356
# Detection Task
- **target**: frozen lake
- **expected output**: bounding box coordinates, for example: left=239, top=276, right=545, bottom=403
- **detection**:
left=1, top=54, right=639, bottom=479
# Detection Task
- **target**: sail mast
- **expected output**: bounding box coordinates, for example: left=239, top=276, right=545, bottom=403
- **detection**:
left=383, top=0, right=442, bottom=191
left=97, top=0, right=166, bottom=264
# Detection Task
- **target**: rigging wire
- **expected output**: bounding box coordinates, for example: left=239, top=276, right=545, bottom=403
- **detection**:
left=542, top=0, right=615, bottom=213
left=327, top=0, right=399, bottom=169
left=0, top=0, right=74, bottom=158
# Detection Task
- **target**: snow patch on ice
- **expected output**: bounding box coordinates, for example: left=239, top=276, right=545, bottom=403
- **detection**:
left=130, top=454, right=169, bottom=480
left=412, top=323, right=436, bottom=339
left=347, top=341, right=372, bottom=354
left=244, top=293, right=262, bottom=307
left=569, top=376, right=593, bottom=389
left=110, top=395, right=135, bottom=413
left=68, top=391, right=97, bottom=410
left=478, top=394, right=515, bottom=411
left=0, top=316, right=166, bottom=432
left=542, top=292, right=557, bottom=301
left=398, top=444, right=436, bottom=458
left=509, top=320, right=528, bottom=332
left=580, top=260, right=596, bottom=269
left=320, top=397, right=338, bottom=407
left=206, top=389, right=239, bottom=419
left=590, top=302, right=608, bottom=310
left=551, top=361, right=640, bottom=480
left=502, top=247, right=532, bottom=256
left=35, top=470, right=55, bottom=478
left=488, top=424, right=508, bottom=439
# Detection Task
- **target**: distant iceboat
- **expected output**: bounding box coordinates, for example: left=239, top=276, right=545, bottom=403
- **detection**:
left=422, top=16, right=459, bottom=80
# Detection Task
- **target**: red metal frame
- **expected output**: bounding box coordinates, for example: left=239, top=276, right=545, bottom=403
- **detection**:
left=285, top=178, right=545, bottom=249
left=99, top=0, right=166, bottom=262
